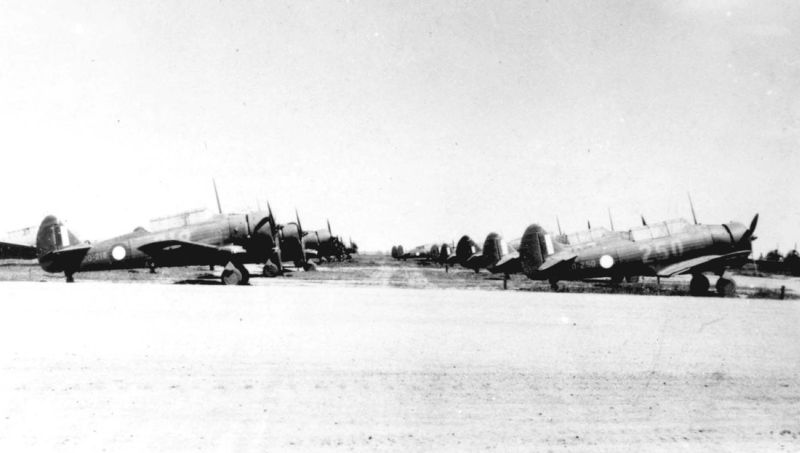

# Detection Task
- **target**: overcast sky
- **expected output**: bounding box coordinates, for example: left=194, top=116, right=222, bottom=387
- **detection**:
left=1, top=0, right=798, bottom=253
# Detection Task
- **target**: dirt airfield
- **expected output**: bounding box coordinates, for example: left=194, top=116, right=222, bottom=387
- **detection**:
left=1, top=256, right=799, bottom=451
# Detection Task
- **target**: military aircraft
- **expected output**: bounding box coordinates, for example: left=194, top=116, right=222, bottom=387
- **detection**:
left=0, top=225, right=38, bottom=260
left=448, top=235, right=483, bottom=270
left=518, top=214, right=759, bottom=296
left=273, top=210, right=317, bottom=272
left=395, top=243, right=438, bottom=261
left=35, top=205, right=284, bottom=284
left=302, top=220, right=354, bottom=262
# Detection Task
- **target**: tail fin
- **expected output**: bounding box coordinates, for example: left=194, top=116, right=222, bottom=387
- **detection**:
left=519, top=224, right=557, bottom=277
left=482, top=232, right=506, bottom=268
left=455, top=235, right=480, bottom=267
left=36, top=215, right=80, bottom=258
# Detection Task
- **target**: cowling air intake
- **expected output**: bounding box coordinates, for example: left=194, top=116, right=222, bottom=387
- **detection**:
left=429, top=244, right=440, bottom=260
left=519, top=224, right=556, bottom=278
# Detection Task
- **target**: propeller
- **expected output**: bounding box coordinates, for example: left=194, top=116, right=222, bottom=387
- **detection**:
left=641, top=215, right=647, bottom=226
left=327, top=219, right=332, bottom=235
left=740, top=213, right=759, bottom=244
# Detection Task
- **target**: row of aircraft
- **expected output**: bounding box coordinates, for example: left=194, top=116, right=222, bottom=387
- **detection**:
left=393, top=201, right=759, bottom=297
left=0, top=183, right=357, bottom=285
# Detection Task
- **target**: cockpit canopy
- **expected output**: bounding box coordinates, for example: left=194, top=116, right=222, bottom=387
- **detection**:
left=629, top=218, right=691, bottom=242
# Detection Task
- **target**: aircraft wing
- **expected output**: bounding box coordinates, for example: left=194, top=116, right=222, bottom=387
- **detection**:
left=488, top=251, right=520, bottom=274
left=538, top=253, right=578, bottom=272
left=138, top=240, right=244, bottom=266
left=0, top=241, right=38, bottom=260
left=656, top=250, right=752, bottom=278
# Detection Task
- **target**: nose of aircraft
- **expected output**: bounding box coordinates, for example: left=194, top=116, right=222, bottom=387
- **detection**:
left=726, top=222, right=749, bottom=244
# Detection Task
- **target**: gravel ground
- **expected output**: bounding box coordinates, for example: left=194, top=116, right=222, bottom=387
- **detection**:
left=1, top=281, right=798, bottom=451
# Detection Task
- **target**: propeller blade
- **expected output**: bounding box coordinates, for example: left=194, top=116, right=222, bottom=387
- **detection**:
left=740, top=213, right=759, bottom=244
left=327, top=219, right=332, bottom=235
left=749, top=213, right=759, bottom=234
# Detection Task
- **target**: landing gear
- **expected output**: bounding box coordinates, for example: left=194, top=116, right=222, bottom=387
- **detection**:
left=610, top=274, right=624, bottom=285
left=148, top=261, right=157, bottom=274
left=689, top=274, right=709, bottom=296
left=221, top=261, right=250, bottom=285
left=549, top=278, right=559, bottom=291
left=503, top=273, right=509, bottom=290
left=715, top=277, right=737, bottom=297
left=262, top=261, right=281, bottom=277
left=65, top=272, right=75, bottom=283
left=303, top=262, right=318, bottom=272
left=625, top=275, right=640, bottom=283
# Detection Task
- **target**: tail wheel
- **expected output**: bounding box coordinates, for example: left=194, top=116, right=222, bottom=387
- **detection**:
left=303, top=262, right=318, bottom=272
left=715, top=277, right=737, bottom=297
left=689, top=274, right=709, bottom=296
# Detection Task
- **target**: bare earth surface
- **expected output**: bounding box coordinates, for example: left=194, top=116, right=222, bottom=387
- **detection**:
left=1, top=277, right=799, bottom=452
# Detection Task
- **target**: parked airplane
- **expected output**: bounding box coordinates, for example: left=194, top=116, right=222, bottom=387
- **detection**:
left=35, top=205, right=284, bottom=285
left=0, top=225, right=38, bottom=260
left=518, top=214, right=759, bottom=296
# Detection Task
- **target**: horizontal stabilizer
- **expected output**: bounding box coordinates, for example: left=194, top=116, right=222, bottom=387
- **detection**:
left=488, top=251, right=520, bottom=275
left=139, top=240, right=240, bottom=266
left=38, top=244, right=92, bottom=273
left=0, top=241, right=38, bottom=260
left=538, top=253, right=578, bottom=272
left=656, top=250, right=752, bottom=277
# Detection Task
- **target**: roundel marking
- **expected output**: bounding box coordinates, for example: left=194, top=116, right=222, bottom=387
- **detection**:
left=599, top=254, right=614, bottom=269
left=111, top=245, right=127, bottom=261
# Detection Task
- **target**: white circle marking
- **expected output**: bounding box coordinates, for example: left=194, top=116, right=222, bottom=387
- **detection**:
left=111, top=245, right=127, bottom=261
left=599, top=254, right=614, bottom=269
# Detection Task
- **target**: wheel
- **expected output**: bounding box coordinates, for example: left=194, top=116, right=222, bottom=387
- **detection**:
left=549, top=278, right=559, bottom=291
left=65, top=272, right=75, bottom=283
left=689, top=274, right=710, bottom=296
left=716, top=277, right=737, bottom=297
left=303, top=262, right=318, bottom=272
left=148, top=262, right=157, bottom=274
left=262, top=262, right=281, bottom=277
left=236, top=262, right=250, bottom=285
left=221, top=262, right=249, bottom=285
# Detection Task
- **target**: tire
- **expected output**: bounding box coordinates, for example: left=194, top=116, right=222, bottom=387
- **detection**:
left=689, top=274, right=710, bottom=296
left=262, top=262, right=280, bottom=277
left=715, top=277, right=737, bottom=297
left=303, top=262, right=318, bottom=272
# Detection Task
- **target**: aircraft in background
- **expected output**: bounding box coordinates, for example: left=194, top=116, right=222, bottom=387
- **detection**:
left=303, top=220, right=355, bottom=262
left=518, top=214, right=759, bottom=296
left=0, top=225, right=38, bottom=260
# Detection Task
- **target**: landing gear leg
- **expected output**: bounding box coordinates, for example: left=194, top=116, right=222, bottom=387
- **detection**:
left=503, top=273, right=509, bottom=290
left=148, top=262, right=157, bottom=274
left=549, top=278, right=559, bottom=291
left=689, top=273, right=710, bottom=296
left=65, top=272, right=75, bottom=283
